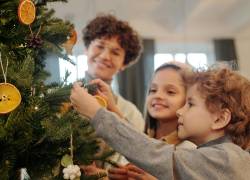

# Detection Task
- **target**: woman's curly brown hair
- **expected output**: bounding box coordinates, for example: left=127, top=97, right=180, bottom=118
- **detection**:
left=82, top=14, right=142, bottom=66
left=188, top=68, right=250, bottom=149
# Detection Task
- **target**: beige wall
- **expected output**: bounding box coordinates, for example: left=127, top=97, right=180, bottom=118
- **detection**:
left=235, top=24, right=250, bottom=79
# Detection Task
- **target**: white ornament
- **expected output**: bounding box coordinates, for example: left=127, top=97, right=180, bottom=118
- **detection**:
left=63, top=174, right=69, bottom=179
left=69, top=174, right=75, bottom=180
left=63, top=164, right=81, bottom=180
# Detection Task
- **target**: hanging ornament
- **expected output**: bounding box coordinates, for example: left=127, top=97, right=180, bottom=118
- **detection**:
left=18, top=0, right=36, bottom=25
left=60, top=102, right=72, bottom=115
left=27, top=35, right=43, bottom=48
left=0, top=53, right=22, bottom=114
left=83, top=83, right=107, bottom=108
left=85, top=83, right=98, bottom=95
left=26, top=25, right=43, bottom=49
left=62, top=28, right=77, bottom=55
left=62, top=164, right=81, bottom=180
left=94, top=95, right=107, bottom=108
left=0, top=83, right=22, bottom=114
left=18, top=0, right=42, bottom=49
left=61, top=131, right=81, bottom=179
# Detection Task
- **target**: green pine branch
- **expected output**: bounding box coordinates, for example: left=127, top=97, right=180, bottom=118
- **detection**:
left=0, top=0, right=114, bottom=179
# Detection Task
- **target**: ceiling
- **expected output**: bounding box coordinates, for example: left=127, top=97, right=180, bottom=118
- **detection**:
left=48, top=0, right=250, bottom=42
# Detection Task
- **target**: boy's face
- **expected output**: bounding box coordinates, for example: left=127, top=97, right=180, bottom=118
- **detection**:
left=176, top=85, right=218, bottom=145
left=85, top=36, right=126, bottom=81
left=146, top=69, right=186, bottom=122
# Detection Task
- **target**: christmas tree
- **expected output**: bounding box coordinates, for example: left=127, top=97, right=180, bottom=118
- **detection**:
left=0, top=0, right=110, bottom=179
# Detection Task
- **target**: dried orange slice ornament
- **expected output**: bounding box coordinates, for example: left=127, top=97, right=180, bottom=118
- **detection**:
left=62, top=29, right=77, bottom=55
left=60, top=102, right=72, bottom=115
left=18, top=0, right=36, bottom=25
left=0, top=83, right=22, bottom=114
left=67, top=29, right=77, bottom=45
left=94, top=95, right=107, bottom=108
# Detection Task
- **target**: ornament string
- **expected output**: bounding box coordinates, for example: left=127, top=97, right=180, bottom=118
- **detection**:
left=70, top=133, right=73, bottom=160
left=70, top=120, right=74, bottom=160
left=0, top=52, right=8, bottom=83
left=29, top=24, right=42, bottom=38
left=29, top=24, right=34, bottom=37
left=36, top=25, right=42, bottom=38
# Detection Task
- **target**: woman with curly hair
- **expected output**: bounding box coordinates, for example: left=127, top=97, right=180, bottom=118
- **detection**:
left=80, top=14, right=145, bottom=176
left=71, top=68, right=250, bottom=179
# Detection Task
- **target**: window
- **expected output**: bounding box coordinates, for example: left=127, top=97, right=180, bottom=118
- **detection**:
left=187, top=53, right=207, bottom=69
left=174, top=53, right=186, bottom=63
left=154, top=53, right=207, bottom=69
left=76, top=55, right=88, bottom=79
left=59, top=55, right=88, bottom=84
left=154, top=53, right=173, bottom=70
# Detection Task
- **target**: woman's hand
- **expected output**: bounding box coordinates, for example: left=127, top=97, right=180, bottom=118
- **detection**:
left=70, top=82, right=101, bottom=118
left=108, top=166, right=128, bottom=180
left=126, top=164, right=158, bottom=180
left=90, top=79, right=124, bottom=118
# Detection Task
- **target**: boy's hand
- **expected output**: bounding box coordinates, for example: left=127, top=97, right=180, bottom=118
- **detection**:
left=70, top=82, right=101, bottom=119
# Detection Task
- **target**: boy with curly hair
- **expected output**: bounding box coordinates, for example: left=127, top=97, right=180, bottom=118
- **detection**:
left=71, top=68, right=250, bottom=179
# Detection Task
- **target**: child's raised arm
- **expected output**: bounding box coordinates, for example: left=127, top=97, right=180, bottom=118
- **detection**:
left=90, top=108, right=250, bottom=180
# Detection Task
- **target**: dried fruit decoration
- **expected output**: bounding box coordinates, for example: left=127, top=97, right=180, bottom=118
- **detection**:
left=0, top=53, right=22, bottom=114
left=18, top=0, right=36, bottom=25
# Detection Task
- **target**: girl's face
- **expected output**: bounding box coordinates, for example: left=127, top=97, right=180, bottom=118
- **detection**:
left=176, top=85, right=218, bottom=145
left=146, top=68, right=186, bottom=122
left=86, top=36, right=126, bottom=81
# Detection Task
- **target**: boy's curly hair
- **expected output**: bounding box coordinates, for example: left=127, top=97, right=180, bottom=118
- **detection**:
left=82, top=14, right=142, bottom=67
left=188, top=68, right=250, bottom=149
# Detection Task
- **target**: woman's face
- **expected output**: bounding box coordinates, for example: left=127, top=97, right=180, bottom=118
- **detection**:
left=86, top=36, right=126, bottom=81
